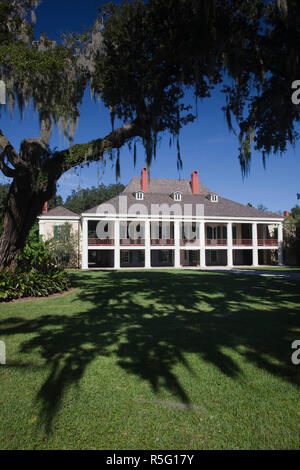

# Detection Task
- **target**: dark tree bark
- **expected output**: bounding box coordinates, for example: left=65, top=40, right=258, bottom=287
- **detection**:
left=0, top=179, right=49, bottom=269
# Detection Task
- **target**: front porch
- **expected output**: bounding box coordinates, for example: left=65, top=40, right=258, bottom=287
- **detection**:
left=82, top=219, right=283, bottom=269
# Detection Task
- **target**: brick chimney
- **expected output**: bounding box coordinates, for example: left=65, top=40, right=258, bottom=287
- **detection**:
left=284, top=210, right=290, bottom=217
left=141, top=167, right=148, bottom=193
left=42, top=202, right=48, bottom=214
left=191, top=170, right=199, bottom=194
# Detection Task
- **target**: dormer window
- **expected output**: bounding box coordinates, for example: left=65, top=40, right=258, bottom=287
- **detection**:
left=173, top=192, right=182, bottom=201
left=136, top=191, right=144, bottom=200
left=210, top=193, right=218, bottom=203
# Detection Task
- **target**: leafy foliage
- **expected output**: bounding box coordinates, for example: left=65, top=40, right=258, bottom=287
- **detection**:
left=0, top=268, right=70, bottom=301
left=17, top=223, right=55, bottom=272
left=64, top=183, right=125, bottom=214
left=1, top=0, right=300, bottom=174
left=91, top=0, right=216, bottom=168
left=284, top=204, right=300, bottom=265
left=1, top=0, right=300, bottom=268
left=0, top=223, right=72, bottom=301
left=48, top=192, right=63, bottom=211
left=96, top=0, right=300, bottom=172
left=47, top=222, right=79, bottom=268
left=0, top=0, right=86, bottom=142
left=257, top=204, right=268, bottom=212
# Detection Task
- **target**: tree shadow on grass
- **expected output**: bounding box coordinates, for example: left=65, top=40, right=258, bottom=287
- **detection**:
left=0, top=270, right=299, bottom=433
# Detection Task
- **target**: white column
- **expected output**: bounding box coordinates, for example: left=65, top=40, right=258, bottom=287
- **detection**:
left=39, top=221, right=45, bottom=239
left=114, top=219, right=120, bottom=269
left=174, top=220, right=181, bottom=268
left=81, top=218, right=88, bottom=269
left=277, top=223, right=284, bottom=266
left=227, top=222, right=233, bottom=267
left=252, top=222, right=258, bottom=266
left=199, top=220, right=206, bottom=268
left=145, top=219, right=151, bottom=268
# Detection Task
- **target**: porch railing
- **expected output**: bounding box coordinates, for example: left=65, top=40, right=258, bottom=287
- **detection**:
left=120, top=238, right=145, bottom=245
left=88, top=238, right=114, bottom=246
left=258, top=239, right=278, bottom=246
left=151, top=238, right=175, bottom=246
left=205, top=239, right=227, bottom=246
left=232, top=238, right=253, bottom=246
left=180, top=238, right=200, bottom=246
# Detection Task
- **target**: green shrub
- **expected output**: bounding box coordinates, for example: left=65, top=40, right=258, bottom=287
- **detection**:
left=0, top=224, right=71, bottom=302
left=0, top=268, right=70, bottom=302
left=18, top=224, right=56, bottom=272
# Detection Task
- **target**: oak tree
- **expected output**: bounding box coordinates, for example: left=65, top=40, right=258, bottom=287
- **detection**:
left=0, top=0, right=299, bottom=268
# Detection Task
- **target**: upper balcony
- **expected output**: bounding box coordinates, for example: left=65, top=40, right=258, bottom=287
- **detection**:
left=86, top=221, right=279, bottom=247
left=180, top=238, right=200, bottom=246
left=206, top=238, right=227, bottom=246
left=151, top=238, right=174, bottom=246
left=120, top=238, right=145, bottom=246
left=258, top=239, right=278, bottom=246
left=88, top=238, right=114, bottom=246
left=232, top=238, right=253, bottom=246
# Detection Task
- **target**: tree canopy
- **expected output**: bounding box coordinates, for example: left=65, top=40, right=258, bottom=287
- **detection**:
left=64, top=183, right=125, bottom=214
left=0, top=0, right=300, bottom=267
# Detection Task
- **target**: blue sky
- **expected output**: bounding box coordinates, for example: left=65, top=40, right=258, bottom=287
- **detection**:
left=1, top=0, right=300, bottom=213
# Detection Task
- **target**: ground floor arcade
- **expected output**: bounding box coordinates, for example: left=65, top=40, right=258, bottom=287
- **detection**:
left=86, top=247, right=279, bottom=269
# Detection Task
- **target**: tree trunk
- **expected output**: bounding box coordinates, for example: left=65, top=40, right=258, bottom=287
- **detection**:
left=0, top=175, right=49, bottom=269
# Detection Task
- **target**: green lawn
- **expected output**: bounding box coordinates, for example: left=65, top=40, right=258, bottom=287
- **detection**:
left=236, top=266, right=300, bottom=273
left=0, top=269, right=299, bottom=450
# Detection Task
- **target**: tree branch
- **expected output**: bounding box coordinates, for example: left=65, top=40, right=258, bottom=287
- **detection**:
left=0, top=129, right=28, bottom=171
left=0, top=150, right=16, bottom=177
left=48, top=118, right=147, bottom=178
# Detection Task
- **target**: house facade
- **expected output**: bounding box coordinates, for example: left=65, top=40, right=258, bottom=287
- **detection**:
left=38, top=168, right=284, bottom=269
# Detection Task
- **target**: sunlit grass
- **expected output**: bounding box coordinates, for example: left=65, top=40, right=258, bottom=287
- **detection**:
left=0, top=269, right=299, bottom=449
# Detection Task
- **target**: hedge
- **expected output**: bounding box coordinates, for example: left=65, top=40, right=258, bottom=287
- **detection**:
left=0, top=268, right=71, bottom=302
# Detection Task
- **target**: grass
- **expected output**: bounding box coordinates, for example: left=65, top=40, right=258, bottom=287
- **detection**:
left=0, top=269, right=299, bottom=450
left=235, top=266, right=300, bottom=273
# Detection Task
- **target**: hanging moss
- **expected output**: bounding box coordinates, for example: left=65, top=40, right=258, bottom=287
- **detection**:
left=64, top=143, right=94, bottom=165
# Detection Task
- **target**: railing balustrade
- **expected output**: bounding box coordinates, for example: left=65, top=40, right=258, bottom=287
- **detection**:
left=151, top=238, right=175, bottom=246
left=88, top=238, right=114, bottom=246
left=232, top=239, right=253, bottom=246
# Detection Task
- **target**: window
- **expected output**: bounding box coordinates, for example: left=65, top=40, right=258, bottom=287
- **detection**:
left=189, top=251, right=198, bottom=264
left=53, top=225, right=61, bottom=240
left=54, top=224, right=71, bottom=241
left=136, top=191, right=144, bottom=200
left=173, top=192, right=182, bottom=201
left=210, top=193, right=218, bottom=202
left=121, top=251, right=130, bottom=264
left=159, top=250, right=170, bottom=263
left=207, top=226, right=221, bottom=239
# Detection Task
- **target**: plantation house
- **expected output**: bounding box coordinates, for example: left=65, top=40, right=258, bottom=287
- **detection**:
left=38, top=168, right=284, bottom=269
